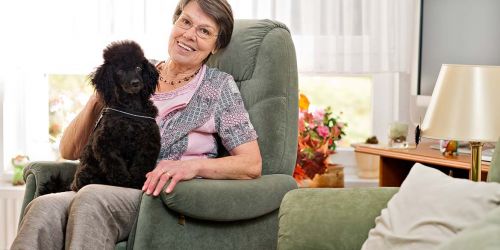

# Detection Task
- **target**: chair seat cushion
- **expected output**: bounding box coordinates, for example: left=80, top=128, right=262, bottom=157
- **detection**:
left=160, top=174, right=297, bottom=221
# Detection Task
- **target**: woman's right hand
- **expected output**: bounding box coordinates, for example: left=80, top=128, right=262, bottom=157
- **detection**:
left=142, top=160, right=199, bottom=196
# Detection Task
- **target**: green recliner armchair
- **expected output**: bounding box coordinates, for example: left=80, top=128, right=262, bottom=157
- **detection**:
left=19, top=19, right=299, bottom=250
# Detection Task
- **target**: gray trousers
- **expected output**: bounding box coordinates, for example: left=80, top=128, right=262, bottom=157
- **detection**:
left=11, top=184, right=142, bottom=250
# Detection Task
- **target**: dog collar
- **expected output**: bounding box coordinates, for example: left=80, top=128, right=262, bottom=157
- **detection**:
left=103, top=107, right=156, bottom=120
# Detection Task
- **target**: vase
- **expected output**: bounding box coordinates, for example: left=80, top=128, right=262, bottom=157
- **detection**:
left=309, top=164, right=344, bottom=188
left=355, top=151, right=379, bottom=179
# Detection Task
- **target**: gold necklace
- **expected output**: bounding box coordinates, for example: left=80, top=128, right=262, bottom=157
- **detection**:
left=159, top=62, right=200, bottom=86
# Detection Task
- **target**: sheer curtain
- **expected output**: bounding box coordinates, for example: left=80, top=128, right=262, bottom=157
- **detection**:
left=0, top=0, right=419, bottom=173
left=0, top=0, right=178, bottom=173
left=230, top=0, right=418, bottom=74
left=231, top=0, right=420, bottom=142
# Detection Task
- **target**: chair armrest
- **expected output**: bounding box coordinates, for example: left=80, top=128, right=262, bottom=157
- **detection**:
left=23, top=161, right=79, bottom=196
left=278, top=187, right=399, bottom=250
left=160, top=174, right=297, bottom=221
left=19, top=161, right=78, bottom=225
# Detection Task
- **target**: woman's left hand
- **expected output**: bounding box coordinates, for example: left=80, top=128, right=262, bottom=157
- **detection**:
left=142, top=160, right=198, bottom=196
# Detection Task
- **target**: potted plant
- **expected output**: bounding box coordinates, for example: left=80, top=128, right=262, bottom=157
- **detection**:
left=293, top=94, right=347, bottom=187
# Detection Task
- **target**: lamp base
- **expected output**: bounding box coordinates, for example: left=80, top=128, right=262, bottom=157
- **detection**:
left=469, top=142, right=483, bottom=182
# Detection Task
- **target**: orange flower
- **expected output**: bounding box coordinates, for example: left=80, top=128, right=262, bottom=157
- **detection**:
left=299, top=93, right=310, bottom=112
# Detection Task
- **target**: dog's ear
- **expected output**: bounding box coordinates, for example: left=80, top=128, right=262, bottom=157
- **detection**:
left=141, top=60, right=159, bottom=96
left=91, top=63, right=115, bottom=105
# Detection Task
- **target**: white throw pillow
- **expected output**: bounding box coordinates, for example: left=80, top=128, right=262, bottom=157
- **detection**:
left=361, top=163, right=500, bottom=250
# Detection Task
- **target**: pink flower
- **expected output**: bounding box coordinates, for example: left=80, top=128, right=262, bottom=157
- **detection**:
left=312, top=109, right=325, bottom=123
left=298, top=117, right=305, bottom=132
left=317, top=125, right=330, bottom=138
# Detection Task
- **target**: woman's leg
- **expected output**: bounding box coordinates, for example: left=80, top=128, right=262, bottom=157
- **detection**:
left=11, top=191, right=76, bottom=250
left=65, top=184, right=142, bottom=250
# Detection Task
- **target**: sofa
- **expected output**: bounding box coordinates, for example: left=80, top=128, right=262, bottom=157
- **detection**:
left=19, top=19, right=299, bottom=250
left=277, top=139, right=500, bottom=250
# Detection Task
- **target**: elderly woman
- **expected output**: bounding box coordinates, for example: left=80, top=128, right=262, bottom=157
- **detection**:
left=11, top=0, right=261, bottom=249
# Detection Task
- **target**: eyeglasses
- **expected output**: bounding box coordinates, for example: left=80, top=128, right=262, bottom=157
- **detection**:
left=174, top=16, right=219, bottom=40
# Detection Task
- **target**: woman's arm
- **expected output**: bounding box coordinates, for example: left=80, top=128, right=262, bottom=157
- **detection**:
left=143, top=140, right=262, bottom=196
left=59, top=93, right=104, bottom=160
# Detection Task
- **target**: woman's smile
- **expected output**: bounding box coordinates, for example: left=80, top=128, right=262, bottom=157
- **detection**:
left=176, top=40, right=196, bottom=52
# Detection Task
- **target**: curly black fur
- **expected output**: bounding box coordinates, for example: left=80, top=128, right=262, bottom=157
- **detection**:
left=61, top=40, right=162, bottom=192
left=38, top=173, right=73, bottom=196
left=35, top=41, right=161, bottom=196
left=59, top=40, right=162, bottom=192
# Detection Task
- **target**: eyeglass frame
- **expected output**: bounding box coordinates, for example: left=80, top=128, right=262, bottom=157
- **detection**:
left=174, top=15, right=220, bottom=40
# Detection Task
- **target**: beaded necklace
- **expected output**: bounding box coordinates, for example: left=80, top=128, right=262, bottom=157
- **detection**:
left=159, top=61, right=200, bottom=86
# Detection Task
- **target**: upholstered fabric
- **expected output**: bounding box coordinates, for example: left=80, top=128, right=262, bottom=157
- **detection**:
left=278, top=188, right=399, bottom=250
left=207, top=19, right=298, bottom=176
left=19, top=19, right=298, bottom=250
left=437, top=205, right=500, bottom=250
left=161, top=174, right=297, bottom=221
left=133, top=195, right=280, bottom=250
left=277, top=141, right=500, bottom=250
left=362, top=163, right=500, bottom=250
left=131, top=19, right=299, bottom=250
left=20, top=161, right=78, bottom=220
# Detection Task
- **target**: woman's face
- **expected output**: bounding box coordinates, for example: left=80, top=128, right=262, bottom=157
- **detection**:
left=168, top=1, right=219, bottom=68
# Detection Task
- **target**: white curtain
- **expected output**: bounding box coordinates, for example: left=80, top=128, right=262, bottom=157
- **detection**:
left=230, top=0, right=420, bottom=143
left=2, top=0, right=419, bottom=74
left=0, top=0, right=179, bottom=172
left=1, top=0, right=179, bottom=74
left=230, top=0, right=418, bottom=74
left=0, top=0, right=419, bottom=172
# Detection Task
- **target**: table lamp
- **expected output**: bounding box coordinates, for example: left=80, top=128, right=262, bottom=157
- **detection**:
left=420, top=64, right=500, bottom=181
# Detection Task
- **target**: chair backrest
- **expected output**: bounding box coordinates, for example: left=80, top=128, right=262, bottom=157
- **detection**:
left=207, top=19, right=298, bottom=176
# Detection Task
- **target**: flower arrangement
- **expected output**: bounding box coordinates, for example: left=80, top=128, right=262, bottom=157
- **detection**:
left=293, top=94, right=346, bottom=183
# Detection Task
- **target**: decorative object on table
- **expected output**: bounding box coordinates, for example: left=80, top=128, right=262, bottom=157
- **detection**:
left=309, top=164, right=344, bottom=188
left=414, top=125, right=421, bottom=146
left=12, top=155, right=30, bottom=185
left=365, top=136, right=379, bottom=144
left=421, top=64, right=500, bottom=181
left=388, top=122, right=409, bottom=148
left=293, top=94, right=347, bottom=187
left=354, top=150, right=380, bottom=179
left=440, top=140, right=459, bottom=157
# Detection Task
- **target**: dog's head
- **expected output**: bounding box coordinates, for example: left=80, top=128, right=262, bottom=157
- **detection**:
left=91, top=40, right=159, bottom=105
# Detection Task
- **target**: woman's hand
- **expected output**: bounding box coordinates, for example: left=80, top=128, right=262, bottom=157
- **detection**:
left=142, top=160, right=198, bottom=196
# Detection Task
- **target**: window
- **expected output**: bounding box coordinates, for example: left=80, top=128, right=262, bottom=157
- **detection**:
left=299, top=74, right=372, bottom=147
left=49, top=75, right=93, bottom=160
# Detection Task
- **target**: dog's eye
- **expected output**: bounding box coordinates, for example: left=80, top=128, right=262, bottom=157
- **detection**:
left=135, top=66, right=142, bottom=72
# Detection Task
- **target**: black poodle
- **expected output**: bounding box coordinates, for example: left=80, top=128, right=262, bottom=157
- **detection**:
left=40, top=41, right=161, bottom=194
left=70, top=40, right=161, bottom=191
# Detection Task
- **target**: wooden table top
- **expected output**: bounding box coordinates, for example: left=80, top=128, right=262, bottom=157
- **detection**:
left=354, top=141, right=490, bottom=172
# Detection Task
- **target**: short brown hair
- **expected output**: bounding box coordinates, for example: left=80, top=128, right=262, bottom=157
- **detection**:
left=173, top=0, right=234, bottom=51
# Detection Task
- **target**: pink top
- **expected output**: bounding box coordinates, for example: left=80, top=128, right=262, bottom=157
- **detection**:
left=151, top=65, right=216, bottom=160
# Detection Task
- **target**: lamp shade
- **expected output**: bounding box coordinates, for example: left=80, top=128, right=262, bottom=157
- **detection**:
left=421, top=64, right=500, bottom=142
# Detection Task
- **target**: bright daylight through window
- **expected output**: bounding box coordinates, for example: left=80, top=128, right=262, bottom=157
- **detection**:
left=49, top=75, right=93, bottom=160
left=299, top=75, right=372, bottom=147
